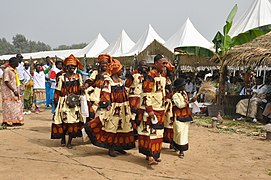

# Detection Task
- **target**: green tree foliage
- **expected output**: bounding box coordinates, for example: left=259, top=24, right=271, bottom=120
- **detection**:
left=0, top=38, right=16, bottom=55
left=0, top=34, right=51, bottom=55
left=53, top=43, right=87, bottom=50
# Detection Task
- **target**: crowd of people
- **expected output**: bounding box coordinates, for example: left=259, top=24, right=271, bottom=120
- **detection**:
left=1, top=52, right=271, bottom=166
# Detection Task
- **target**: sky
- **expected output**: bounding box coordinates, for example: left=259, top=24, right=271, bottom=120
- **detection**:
left=0, top=0, right=254, bottom=48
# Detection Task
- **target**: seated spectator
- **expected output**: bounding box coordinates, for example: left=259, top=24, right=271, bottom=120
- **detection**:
left=236, top=77, right=268, bottom=122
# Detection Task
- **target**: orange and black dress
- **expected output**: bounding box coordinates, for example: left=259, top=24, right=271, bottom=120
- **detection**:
left=137, top=68, right=167, bottom=159
left=163, top=76, right=174, bottom=143
left=84, top=76, right=135, bottom=151
left=51, top=73, right=84, bottom=139
left=125, top=70, right=145, bottom=138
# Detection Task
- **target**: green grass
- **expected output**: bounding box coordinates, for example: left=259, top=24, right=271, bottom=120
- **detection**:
left=194, top=117, right=212, bottom=124
left=193, top=116, right=264, bottom=133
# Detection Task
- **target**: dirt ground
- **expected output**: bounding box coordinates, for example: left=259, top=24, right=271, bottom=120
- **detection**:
left=0, top=104, right=271, bottom=180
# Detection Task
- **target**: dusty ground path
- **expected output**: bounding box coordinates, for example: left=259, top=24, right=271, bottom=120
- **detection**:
left=0, top=106, right=270, bottom=180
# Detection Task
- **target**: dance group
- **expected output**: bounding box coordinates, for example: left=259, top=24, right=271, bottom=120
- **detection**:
left=50, top=53, right=199, bottom=165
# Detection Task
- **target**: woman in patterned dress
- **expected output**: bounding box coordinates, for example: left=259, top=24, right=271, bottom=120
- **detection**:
left=84, top=59, right=135, bottom=157
left=1, top=57, right=24, bottom=126
left=51, top=54, right=84, bottom=148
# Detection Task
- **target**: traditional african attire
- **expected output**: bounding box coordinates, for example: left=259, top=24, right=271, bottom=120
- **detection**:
left=163, top=77, right=174, bottom=144
left=125, top=70, right=145, bottom=138
left=84, top=59, right=135, bottom=151
left=137, top=68, right=167, bottom=159
left=51, top=54, right=84, bottom=139
left=172, top=90, right=192, bottom=152
left=1, top=66, right=24, bottom=125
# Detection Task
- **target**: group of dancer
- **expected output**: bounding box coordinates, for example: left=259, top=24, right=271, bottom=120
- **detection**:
left=50, top=53, right=199, bottom=165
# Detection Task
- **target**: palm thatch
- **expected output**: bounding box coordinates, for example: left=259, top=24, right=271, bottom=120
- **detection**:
left=213, top=32, right=271, bottom=66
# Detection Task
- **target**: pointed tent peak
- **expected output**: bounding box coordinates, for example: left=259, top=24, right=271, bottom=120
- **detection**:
left=229, top=0, right=271, bottom=37
left=102, top=29, right=135, bottom=57
left=124, top=24, right=165, bottom=56
left=120, top=29, right=129, bottom=38
left=164, top=18, right=213, bottom=52
left=185, top=17, right=191, bottom=23
left=75, top=33, right=109, bottom=58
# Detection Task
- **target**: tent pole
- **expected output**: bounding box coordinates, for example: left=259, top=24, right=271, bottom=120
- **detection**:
left=263, top=65, right=266, bottom=83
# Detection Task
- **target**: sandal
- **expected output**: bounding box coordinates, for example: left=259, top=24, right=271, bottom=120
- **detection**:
left=178, top=152, right=184, bottom=158
left=148, top=159, right=158, bottom=165
left=116, top=150, right=127, bottom=154
left=155, top=158, right=162, bottom=162
left=66, top=143, right=73, bottom=149
left=108, top=150, right=117, bottom=157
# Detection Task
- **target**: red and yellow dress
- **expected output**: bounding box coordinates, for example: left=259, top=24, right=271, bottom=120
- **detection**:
left=172, top=90, right=192, bottom=152
left=137, top=69, right=166, bottom=159
left=51, top=73, right=84, bottom=139
left=84, top=76, right=135, bottom=151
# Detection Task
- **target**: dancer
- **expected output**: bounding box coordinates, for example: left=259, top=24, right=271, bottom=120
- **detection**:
left=172, top=78, right=197, bottom=158
left=84, top=59, right=135, bottom=157
left=137, top=54, right=168, bottom=165
left=51, top=54, right=84, bottom=148
left=125, top=60, right=148, bottom=139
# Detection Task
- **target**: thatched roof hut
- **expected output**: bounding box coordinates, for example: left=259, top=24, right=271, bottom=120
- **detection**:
left=218, top=32, right=271, bottom=66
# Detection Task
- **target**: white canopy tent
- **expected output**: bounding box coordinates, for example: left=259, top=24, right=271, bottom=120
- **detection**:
left=22, top=49, right=80, bottom=59
left=124, top=24, right=165, bottom=56
left=75, top=33, right=109, bottom=58
left=0, top=49, right=80, bottom=61
left=229, top=0, right=271, bottom=37
left=102, top=29, right=135, bottom=57
left=0, top=54, right=16, bottom=61
left=164, top=18, right=213, bottom=52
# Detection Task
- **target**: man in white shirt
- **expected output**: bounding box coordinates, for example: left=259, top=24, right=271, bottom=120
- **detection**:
left=23, top=61, right=33, bottom=115
left=16, top=54, right=25, bottom=83
left=236, top=77, right=268, bottom=122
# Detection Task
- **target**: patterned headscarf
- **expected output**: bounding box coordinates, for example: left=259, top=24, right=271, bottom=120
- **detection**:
left=110, top=59, right=123, bottom=75
left=63, top=54, right=83, bottom=69
left=98, top=54, right=112, bottom=64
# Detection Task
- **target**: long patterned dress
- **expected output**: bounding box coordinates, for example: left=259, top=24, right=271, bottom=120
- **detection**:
left=137, top=69, right=166, bottom=159
left=163, top=77, right=174, bottom=144
left=85, top=70, right=103, bottom=122
left=1, top=67, right=24, bottom=125
left=51, top=73, right=84, bottom=139
left=172, top=90, right=192, bottom=152
left=125, top=70, right=145, bottom=136
left=84, top=76, right=135, bottom=151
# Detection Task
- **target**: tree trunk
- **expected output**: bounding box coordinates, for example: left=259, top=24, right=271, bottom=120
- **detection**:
left=217, top=62, right=227, bottom=105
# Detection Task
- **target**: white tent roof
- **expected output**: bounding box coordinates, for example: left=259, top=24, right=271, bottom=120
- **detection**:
left=102, top=29, right=135, bottom=57
left=124, top=24, right=165, bottom=56
left=26, top=49, right=80, bottom=59
left=0, top=49, right=80, bottom=61
left=0, top=54, right=16, bottom=60
left=75, top=33, right=109, bottom=58
left=229, top=0, right=271, bottom=37
left=164, top=18, right=213, bottom=52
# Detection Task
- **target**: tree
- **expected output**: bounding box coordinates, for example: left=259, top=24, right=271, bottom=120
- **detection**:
left=53, top=43, right=87, bottom=50
left=12, top=34, right=29, bottom=53
left=212, top=4, right=238, bottom=105
left=0, top=38, right=16, bottom=55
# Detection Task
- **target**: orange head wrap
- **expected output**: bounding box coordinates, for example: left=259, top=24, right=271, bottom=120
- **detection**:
left=110, top=59, right=123, bottom=75
left=63, top=54, right=83, bottom=69
left=165, top=61, right=175, bottom=72
left=98, top=54, right=112, bottom=64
